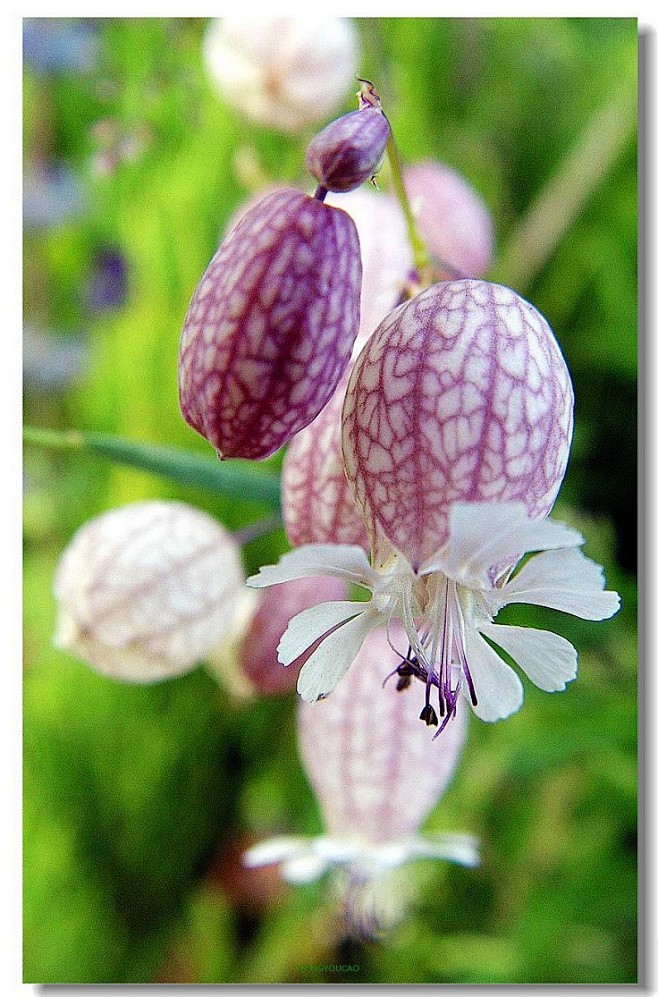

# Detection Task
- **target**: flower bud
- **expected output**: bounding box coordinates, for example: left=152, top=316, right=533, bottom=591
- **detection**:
left=305, top=107, right=390, bottom=193
left=404, top=159, right=495, bottom=279
left=342, top=279, right=574, bottom=570
left=239, top=576, right=349, bottom=695
left=203, top=17, right=359, bottom=133
left=53, top=500, right=246, bottom=682
left=282, top=370, right=369, bottom=550
left=179, top=187, right=362, bottom=460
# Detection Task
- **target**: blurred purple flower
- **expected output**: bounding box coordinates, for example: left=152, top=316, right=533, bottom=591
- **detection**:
left=23, top=18, right=99, bottom=75
left=84, top=248, right=129, bottom=312
left=23, top=325, right=89, bottom=391
left=23, top=162, right=86, bottom=230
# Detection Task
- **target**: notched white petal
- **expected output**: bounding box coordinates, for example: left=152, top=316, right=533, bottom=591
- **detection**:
left=497, top=547, right=621, bottom=620
left=463, top=628, right=524, bottom=722
left=277, top=600, right=366, bottom=665
left=296, top=608, right=378, bottom=701
left=247, top=542, right=376, bottom=589
left=481, top=622, right=578, bottom=692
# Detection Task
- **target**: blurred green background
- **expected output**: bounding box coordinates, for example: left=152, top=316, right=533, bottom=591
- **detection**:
left=22, top=17, right=637, bottom=984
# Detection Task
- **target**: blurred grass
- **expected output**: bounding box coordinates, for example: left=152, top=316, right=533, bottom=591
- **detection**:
left=23, top=17, right=637, bottom=984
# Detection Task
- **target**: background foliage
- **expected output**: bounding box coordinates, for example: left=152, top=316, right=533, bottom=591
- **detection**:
left=23, top=17, right=637, bottom=984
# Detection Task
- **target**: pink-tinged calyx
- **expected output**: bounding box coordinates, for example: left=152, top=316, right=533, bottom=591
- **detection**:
left=324, top=187, right=413, bottom=356
left=243, top=623, right=478, bottom=935
left=178, top=187, right=362, bottom=461
left=404, top=160, right=494, bottom=279
left=239, top=575, right=349, bottom=696
left=297, top=623, right=469, bottom=843
left=342, top=279, right=574, bottom=571
left=281, top=369, right=370, bottom=550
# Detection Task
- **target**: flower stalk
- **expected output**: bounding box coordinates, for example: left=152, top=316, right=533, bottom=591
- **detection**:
left=384, top=130, right=431, bottom=277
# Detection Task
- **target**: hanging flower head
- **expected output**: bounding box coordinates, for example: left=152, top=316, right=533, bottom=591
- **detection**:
left=243, top=624, right=478, bottom=937
left=178, top=187, right=361, bottom=460
left=53, top=501, right=248, bottom=682
left=248, top=503, right=619, bottom=728
left=248, top=280, right=620, bottom=729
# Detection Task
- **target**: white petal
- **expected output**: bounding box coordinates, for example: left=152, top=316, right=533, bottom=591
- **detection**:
left=421, top=502, right=583, bottom=584
left=281, top=854, right=330, bottom=884
left=463, top=628, right=524, bottom=722
left=242, top=835, right=311, bottom=868
left=296, top=609, right=379, bottom=701
left=409, top=833, right=481, bottom=868
left=314, top=836, right=361, bottom=864
left=481, top=622, right=578, bottom=692
left=494, top=547, right=621, bottom=620
left=277, top=600, right=367, bottom=665
left=247, top=543, right=376, bottom=589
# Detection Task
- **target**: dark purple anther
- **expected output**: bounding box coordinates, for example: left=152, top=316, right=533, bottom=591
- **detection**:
left=304, top=107, right=391, bottom=194
left=178, top=187, right=362, bottom=461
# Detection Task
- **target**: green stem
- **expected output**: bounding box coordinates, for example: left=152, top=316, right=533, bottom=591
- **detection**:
left=385, top=127, right=431, bottom=274
left=23, top=425, right=282, bottom=510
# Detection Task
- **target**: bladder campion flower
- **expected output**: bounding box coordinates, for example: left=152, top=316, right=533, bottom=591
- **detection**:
left=53, top=501, right=247, bottom=682
left=244, top=624, right=478, bottom=936
left=249, top=279, right=620, bottom=728
left=203, top=17, right=359, bottom=133
left=248, top=503, right=620, bottom=726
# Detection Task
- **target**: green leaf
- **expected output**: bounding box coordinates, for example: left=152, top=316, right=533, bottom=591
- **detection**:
left=23, top=426, right=281, bottom=510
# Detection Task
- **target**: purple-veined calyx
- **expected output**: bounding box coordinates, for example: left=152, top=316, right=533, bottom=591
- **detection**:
left=243, top=624, right=478, bottom=937
left=281, top=368, right=370, bottom=550
left=178, top=187, right=361, bottom=460
left=342, top=279, right=575, bottom=571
